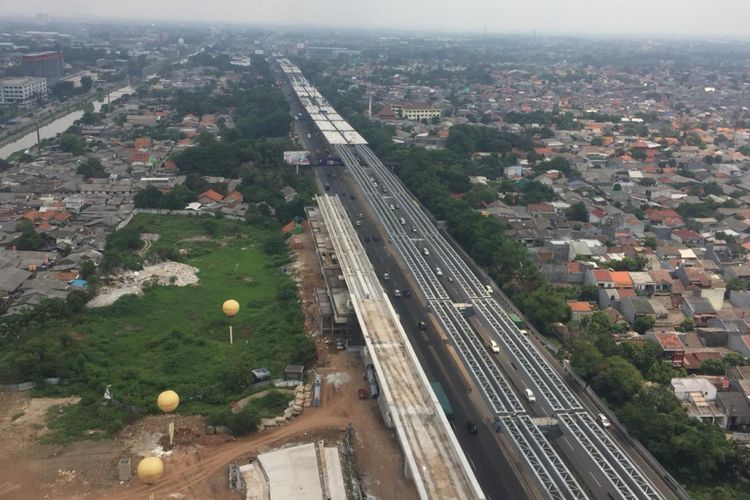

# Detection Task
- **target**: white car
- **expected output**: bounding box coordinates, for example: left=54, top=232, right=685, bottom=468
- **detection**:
left=524, top=389, right=536, bottom=403
left=599, top=413, right=611, bottom=428
left=435, top=267, right=443, bottom=276
left=488, top=340, right=500, bottom=353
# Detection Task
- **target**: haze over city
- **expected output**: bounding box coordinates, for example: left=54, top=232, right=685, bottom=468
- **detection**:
left=4, top=6, right=750, bottom=500
left=4, top=0, right=750, bottom=36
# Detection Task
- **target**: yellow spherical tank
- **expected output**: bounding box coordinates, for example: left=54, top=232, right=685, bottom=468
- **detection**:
left=157, top=390, right=180, bottom=413
left=137, top=456, right=164, bottom=484
left=222, top=299, right=240, bottom=317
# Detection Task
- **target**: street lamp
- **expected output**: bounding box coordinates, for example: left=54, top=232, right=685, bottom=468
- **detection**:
left=222, top=299, right=240, bottom=344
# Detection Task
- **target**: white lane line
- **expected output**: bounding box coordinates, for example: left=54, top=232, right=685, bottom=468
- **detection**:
left=589, top=470, right=603, bottom=489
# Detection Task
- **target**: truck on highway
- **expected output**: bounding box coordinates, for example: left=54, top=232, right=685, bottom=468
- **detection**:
left=431, top=382, right=454, bottom=420
left=509, top=313, right=523, bottom=328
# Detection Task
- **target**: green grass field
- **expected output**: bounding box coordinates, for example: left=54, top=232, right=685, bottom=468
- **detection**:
left=6, top=214, right=314, bottom=443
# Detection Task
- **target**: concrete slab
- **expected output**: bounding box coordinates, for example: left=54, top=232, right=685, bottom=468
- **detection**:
left=258, top=443, right=323, bottom=500
left=323, top=447, right=347, bottom=500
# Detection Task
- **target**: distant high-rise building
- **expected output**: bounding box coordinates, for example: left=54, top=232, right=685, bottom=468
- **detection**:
left=20, top=51, right=63, bottom=81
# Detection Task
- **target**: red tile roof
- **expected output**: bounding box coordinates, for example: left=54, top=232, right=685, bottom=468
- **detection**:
left=568, top=301, right=595, bottom=313
left=567, top=261, right=584, bottom=273
left=654, top=332, right=684, bottom=351
left=198, top=189, right=224, bottom=203
left=591, top=269, right=613, bottom=282
left=611, top=271, right=633, bottom=288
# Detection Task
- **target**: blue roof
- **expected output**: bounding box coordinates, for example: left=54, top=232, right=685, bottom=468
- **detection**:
left=70, top=279, right=87, bottom=288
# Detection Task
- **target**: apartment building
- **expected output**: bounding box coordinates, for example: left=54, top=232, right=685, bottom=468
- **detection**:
left=0, top=77, right=47, bottom=105
left=390, top=101, right=441, bottom=121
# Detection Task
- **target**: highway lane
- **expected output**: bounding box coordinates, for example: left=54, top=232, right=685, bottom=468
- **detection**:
left=343, top=143, right=671, bottom=500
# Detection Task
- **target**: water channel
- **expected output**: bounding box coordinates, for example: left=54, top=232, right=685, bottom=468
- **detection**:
left=0, top=86, right=133, bottom=159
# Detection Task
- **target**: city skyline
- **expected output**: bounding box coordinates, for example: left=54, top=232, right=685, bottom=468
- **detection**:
left=3, top=0, right=750, bottom=38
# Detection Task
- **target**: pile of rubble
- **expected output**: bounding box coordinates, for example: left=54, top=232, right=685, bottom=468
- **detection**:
left=87, top=261, right=199, bottom=307
left=258, top=384, right=312, bottom=430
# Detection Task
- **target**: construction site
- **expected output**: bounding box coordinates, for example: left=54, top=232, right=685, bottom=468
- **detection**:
left=0, top=208, right=430, bottom=500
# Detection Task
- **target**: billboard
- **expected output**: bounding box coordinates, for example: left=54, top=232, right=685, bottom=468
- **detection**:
left=283, top=150, right=310, bottom=165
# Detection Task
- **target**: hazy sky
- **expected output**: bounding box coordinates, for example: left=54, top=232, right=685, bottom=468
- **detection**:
left=3, top=0, right=750, bottom=37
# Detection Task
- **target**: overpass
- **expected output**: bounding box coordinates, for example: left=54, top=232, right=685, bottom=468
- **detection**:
left=315, top=194, right=485, bottom=500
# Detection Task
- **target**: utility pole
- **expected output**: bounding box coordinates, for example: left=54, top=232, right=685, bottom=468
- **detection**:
left=35, top=119, right=41, bottom=151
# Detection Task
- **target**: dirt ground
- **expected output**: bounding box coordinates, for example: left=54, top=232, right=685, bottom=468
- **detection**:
left=0, top=226, right=418, bottom=500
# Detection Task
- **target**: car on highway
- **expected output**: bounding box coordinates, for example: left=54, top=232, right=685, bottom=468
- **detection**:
left=364, top=236, right=371, bottom=242
left=418, top=321, right=427, bottom=330
left=524, top=389, right=536, bottom=403
left=599, top=413, right=611, bottom=428
left=393, top=289, right=401, bottom=297
left=372, top=235, right=380, bottom=242
left=435, top=267, right=443, bottom=276
left=355, top=220, right=362, bottom=227
left=350, top=195, right=356, bottom=200
left=466, top=421, right=479, bottom=434
left=403, top=289, right=411, bottom=297
left=389, top=204, right=395, bottom=210
left=383, top=273, right=390, bottom=280
left=423, top=247, right=430, bottom=255
left=488, top=340, right=500, bottom=353
left=336, top=339, right=346, bottom=351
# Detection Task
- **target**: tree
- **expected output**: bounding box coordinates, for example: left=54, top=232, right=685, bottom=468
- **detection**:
left=570, top=341, right=605, bottom=384
left=591, top=136, right=604, bottom=146
left=50, top=80, right=75, bottom=99
left=723, top=352, right=747, bottom=367
left=59, top=133, right=85, bottom=156
left=80, top=75, right=93, bottom=92
left=613, top=183, right=622, bottom=191
left=578, top=285, right=599, bottom=302
left=539, top=127, right=555, bottom=139
left=566, top=202, right=588, bottom=222
left=13, top=220, right=43, bottom=250
left=700, top=358, right=726, bottom=375
left=228, top=406, right=259, bottom=436
left=632, top=315, right=656, bottom=335
left=133, top=185, right=164, bottom=208
left=76, top=158, right=106, bottom=179
left=592, top=356, right=643, bottom=406
left=646, top=361, right=682, bottom=385
left=677, top=318, right=694, bottom=332
left=520, top=288, right=571, bottom=335
left=79, top=260, right=96, bottom=280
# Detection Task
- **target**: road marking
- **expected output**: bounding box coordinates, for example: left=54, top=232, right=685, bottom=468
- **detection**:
left=588, top=470, right=603, bottom=489
left=562, top=436, right=575, bottom=451
left=468, top=457, right=477, bottom=471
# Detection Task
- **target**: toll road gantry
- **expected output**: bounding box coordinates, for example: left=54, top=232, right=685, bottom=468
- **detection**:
left=316, top=194, right=485, bottom=500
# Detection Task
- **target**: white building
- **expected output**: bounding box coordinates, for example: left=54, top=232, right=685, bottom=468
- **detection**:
left=0, top=77, right=47, bottom=105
